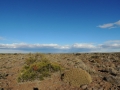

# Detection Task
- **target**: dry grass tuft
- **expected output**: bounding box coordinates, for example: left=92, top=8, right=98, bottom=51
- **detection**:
left=63, top=68, right=92, bottom=87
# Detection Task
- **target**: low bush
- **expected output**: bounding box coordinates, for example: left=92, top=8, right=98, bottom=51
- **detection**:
left=17, top=53, right=62, bottom=82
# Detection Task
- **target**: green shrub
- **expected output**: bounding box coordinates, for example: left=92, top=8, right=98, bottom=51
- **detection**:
left=50, top=62, right=61, bottom=72
left=25, top=57, right=36, bottom=65
left=17, top=54, right=62, bottom=82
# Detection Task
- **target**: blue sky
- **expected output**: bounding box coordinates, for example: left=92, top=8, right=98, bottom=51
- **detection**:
left=0, top=0, right=120, bottom=53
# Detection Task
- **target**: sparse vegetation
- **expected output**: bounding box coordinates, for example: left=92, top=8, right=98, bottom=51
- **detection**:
left=0, top=53, right=120, bottom=89
left=17, top=53, right=62, bottom=82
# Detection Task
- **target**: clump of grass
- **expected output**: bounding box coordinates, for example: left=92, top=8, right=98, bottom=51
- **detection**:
left=62, top=68, right=92, bottom=87
left=25, top=57, right=36, bottom=65
left=17, top=53, right=62, bottom=82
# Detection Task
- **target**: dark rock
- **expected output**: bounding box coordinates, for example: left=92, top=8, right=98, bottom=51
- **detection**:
left=98, top=70, right=108, bottom=73
left=75, top=53, right=81, bottom=55
left=104, top=75, right=120, bottom=86
left=33, top=87, right=39, bottom=90
left=5, top=74, right=9, bottom=77
left=0, top=88, right=4, bottom=90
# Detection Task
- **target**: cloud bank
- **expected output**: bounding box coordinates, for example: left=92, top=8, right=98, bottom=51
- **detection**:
left=0, top=40, right=120, bottom=53
left=98, top=20, right=120, bottom=29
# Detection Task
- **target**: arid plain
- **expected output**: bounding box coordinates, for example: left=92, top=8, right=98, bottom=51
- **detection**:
left=0, top=53, right=120, bottom=90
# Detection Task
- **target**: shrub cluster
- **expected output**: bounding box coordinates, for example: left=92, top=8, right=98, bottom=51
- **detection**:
left=17, top=53, right=61, bottom=82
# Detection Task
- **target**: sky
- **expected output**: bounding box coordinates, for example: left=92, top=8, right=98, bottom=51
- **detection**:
left=0, top=0, right=120, bottom=53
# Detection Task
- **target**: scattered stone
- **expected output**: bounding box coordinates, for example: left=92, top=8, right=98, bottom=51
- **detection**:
left=103, top=75, right=120, bottom=86
left=33, top=87, right=38, bottom=90
left=80, top=84, right=87, bottom=89
left=0, top=53, right=120, bottom=89
left=108, top=67, right=117, bottom=76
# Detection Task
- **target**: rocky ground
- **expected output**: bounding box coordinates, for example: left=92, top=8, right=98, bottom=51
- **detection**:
left=0, top=53, right=120, bottom=90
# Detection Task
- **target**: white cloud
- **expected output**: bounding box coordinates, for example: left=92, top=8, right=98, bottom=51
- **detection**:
left=115, top=20, right=120, bottom=25
left=72, top=43, right=96, bottom=49
left=105, top=40, right=120, bottom=44
left=98, top=20, right=120, bottom=29
left=0, top=43, right=59, bottom=49
left=99, top=40, right=120, bottom=49
left=98, top=23, right=114, bottom=29
left=58, top=45, right=70, bottom=49
left=0, top=41, right=120, bottom=53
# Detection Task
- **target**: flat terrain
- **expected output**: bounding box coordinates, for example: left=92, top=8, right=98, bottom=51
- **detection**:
left=0, top=53, right=120, bottom=90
